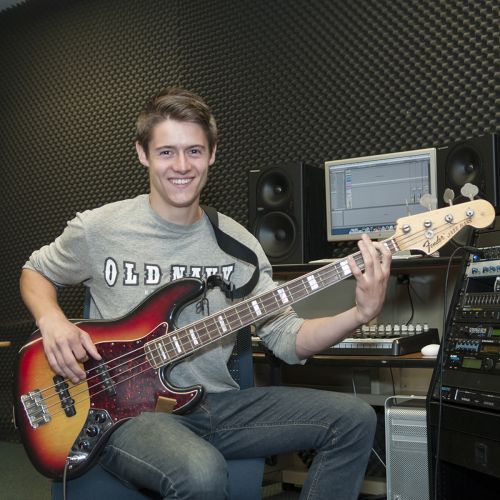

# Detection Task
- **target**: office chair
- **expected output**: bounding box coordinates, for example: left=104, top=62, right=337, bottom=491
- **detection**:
left=51, top=291, right=265, bottom=500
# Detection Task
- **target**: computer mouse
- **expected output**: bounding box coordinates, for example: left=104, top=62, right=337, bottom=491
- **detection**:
left=421, top=344, right=440, bottom=357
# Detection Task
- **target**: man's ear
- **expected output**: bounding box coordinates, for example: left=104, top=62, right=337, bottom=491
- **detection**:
left=135, top=141, right=149, bottom=167
left=209, top=144, right=217, bottom=166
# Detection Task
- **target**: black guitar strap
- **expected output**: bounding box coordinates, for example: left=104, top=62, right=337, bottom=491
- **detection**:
left=202, top=205, right=260, bottom=300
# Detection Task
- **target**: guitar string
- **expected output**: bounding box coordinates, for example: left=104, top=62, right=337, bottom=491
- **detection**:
left=25, top=220, right=434, bottom=419
left=25, top=218, right=446, bottom=418
left=29, top=237, right=388, bottom=412
left=25, top=213, right=474, bottom=421
left=30, top=246, right=376, bottom=418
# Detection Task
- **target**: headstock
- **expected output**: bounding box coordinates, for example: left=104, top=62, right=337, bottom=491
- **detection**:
left=393, top=199, right=495, bottom=255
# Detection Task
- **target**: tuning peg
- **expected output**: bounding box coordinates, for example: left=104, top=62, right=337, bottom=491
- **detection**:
left=419, top=193, right=437, bottom=211
left=461, top=183, right=479, bottom=201
left=443, top=188, right=455, bottom=206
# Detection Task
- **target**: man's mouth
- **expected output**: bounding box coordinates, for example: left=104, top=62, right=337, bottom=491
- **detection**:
left=170, top=178, right=192, bottom=185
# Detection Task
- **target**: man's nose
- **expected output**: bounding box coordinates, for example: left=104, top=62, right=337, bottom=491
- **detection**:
left=174, top=153, right=190, bottom=173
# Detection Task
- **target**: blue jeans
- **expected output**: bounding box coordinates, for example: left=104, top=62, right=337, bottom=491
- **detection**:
left=100, top=386, right=376, bottom=499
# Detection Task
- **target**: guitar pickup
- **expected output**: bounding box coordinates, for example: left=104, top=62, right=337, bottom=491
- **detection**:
left=53, top=375, right=76, bottom=417
left=96, top=363, right=116, bottom=396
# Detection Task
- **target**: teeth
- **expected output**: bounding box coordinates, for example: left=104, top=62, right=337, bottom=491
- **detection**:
left=171, top=178, right=191, bottom=185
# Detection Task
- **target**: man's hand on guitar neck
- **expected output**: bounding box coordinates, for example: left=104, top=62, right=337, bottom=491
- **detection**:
left=349, top=234, right=392, bottom=325
left=20, top=268, right=101, bottom=383
left=295, top=234, right=391, bottom=358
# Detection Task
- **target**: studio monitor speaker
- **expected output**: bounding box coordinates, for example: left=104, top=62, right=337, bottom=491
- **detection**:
left=248, top=163, right=330, bottom=264
left=437, top=133, right=499, bottom=210
left=385, top=396, right=429, bottom=500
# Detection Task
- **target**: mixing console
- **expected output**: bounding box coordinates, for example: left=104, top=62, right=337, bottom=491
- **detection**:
left=323, top=325, right=439, bottom=356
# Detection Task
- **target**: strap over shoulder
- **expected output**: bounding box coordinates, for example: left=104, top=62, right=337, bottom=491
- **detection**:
left=202, top=205, right=260, bottom=299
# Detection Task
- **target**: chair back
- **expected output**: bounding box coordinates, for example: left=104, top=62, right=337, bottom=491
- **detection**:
left=227, top=326, right=254, bottom=389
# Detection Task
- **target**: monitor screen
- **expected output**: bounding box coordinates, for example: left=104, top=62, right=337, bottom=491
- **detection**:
left=325, top=148, right=437, bottom=242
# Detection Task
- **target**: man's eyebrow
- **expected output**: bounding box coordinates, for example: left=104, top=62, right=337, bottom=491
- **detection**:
left=154, top=144, right=206, bottom=151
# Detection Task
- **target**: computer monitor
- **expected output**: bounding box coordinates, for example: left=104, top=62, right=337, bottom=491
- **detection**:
left=325, top=148, right=437, bottom=242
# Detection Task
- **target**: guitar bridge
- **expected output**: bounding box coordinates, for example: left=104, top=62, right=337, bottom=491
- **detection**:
left=21, top=389, right=51, bottom=428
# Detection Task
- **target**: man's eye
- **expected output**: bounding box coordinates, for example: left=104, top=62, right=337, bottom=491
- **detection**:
left=159, top=150, right=172, bottom=157
left=189, top=148, right=202, bottom=155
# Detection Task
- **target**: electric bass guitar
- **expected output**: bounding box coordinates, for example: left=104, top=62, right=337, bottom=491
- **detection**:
left=14, top=199, right=495, bottom=479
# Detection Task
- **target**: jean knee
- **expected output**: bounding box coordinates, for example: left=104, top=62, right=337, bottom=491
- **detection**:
left=351, top=399, right=377, bottom=441
left=176, top=446, right=228, bottom=498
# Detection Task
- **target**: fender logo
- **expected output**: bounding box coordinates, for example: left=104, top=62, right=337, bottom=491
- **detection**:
left=423, top=219, right=470, bottom=253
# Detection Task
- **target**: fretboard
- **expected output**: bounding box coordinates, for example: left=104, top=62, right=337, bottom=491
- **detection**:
left=144, top=238, right=399, bottom=368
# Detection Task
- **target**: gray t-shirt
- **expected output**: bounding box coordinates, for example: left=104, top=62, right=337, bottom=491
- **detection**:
left=24, top=194, right=305, bottom=393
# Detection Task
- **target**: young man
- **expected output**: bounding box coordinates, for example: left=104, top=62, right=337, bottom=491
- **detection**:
left=20, top=87, right=392, bottom=499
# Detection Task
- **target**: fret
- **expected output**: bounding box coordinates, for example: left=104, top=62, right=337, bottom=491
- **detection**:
left=276, top=287, right=290, bottom=305
left=144, top=343, right=158, bottom=367
left=188, top=327, right=200, bottom=346
left=224, top=308, right=244, bottom=331
left=291, top=278, right=312, bottom=300
left=203, top=318, right=220, bottom=339
left=216, top=314, right=228, bottom=334
left=157, top=341, right=170, bottom=361
left=165, top=334, right=179, bottom=356
left=240, top=300, right=259, bottom=324
left=328, top=264, right=344, bottom=284
left=307, top=274, right=319, bottom=291
left=338, top=259, right=351, bottom=277
left=144, top=233, right=415, bottom=370
left=176, top=329, right=194, bottom=351
left=195, top=320, right=212, bottom=343
left=171, top=334, right=184, bottom=354
left=267, top=289, right=282, bottom=310
left=250, top=298, right=263, bottom=317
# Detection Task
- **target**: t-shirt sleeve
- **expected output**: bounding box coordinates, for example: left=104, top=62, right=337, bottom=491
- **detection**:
left=241, top=232, right=306, bottom=365
left=23, top=212, right=91, bottom=287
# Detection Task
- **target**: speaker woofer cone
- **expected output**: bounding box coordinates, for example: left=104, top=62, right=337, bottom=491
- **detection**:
left=255, top=211, right=296, bottom=258
left=447, top=146, right=482, bottom=188
left=258, top=170, right=291, bottom=208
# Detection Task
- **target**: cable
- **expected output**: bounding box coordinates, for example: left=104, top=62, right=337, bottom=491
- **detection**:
left=404, top=279, right=414, bottom=326
left=63, top=459, right=69, bottom=500
left=351, top=375, right=386, bottom=470
left=389, top=367, right=396, bottom=396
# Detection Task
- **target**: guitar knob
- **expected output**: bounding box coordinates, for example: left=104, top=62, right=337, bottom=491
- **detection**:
left=94, top=411, right=107, bottom=423
left=78, top=439, right=92, bottom=451
left=86, top=425, right=99, bottom=437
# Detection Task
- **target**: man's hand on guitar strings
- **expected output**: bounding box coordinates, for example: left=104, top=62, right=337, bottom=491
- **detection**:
left=38, top=312, right=102, bottom=383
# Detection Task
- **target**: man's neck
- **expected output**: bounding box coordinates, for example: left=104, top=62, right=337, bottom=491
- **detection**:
left=148, top=195, right=203, bottom=225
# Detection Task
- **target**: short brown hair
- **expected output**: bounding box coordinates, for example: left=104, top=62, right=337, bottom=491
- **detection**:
left=136, top=87, right=218, bottom=157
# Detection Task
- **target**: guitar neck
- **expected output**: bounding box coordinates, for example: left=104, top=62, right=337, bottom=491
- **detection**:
left=144, top=237, right=399, bottom=368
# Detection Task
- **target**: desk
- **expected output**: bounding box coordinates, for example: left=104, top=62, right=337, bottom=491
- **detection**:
left=253, top=351, right=436, bottom=389
left=254, top=351, right=435, bottom=495
left=254, top=349, right=436, bottom=411
left=300, top=352, right=437, bottom=368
